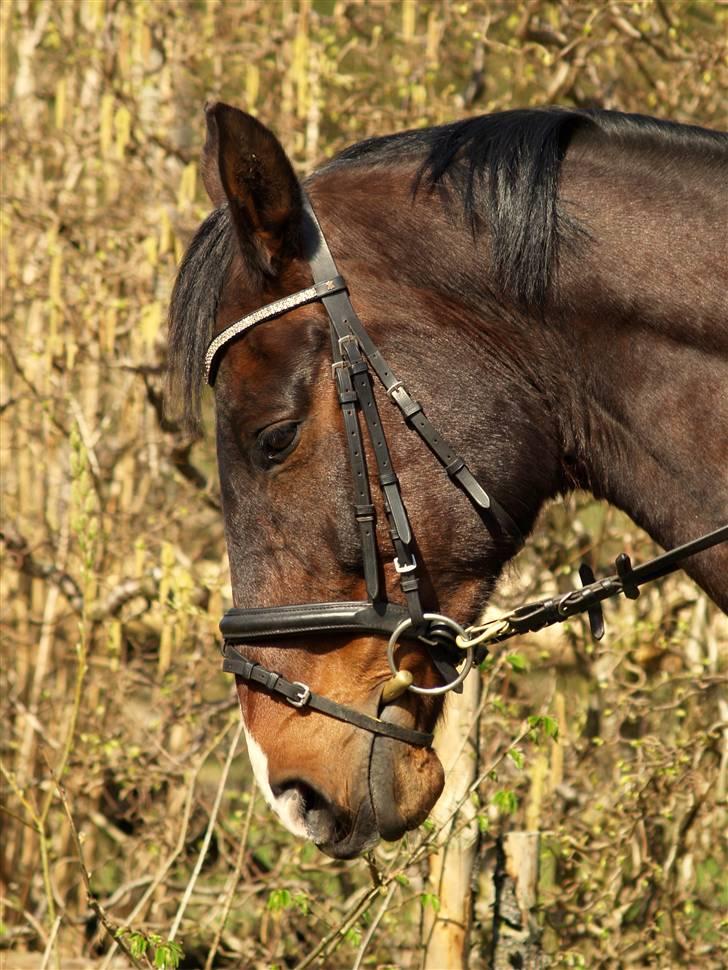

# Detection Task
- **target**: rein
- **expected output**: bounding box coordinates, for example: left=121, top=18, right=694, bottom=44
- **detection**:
left=457, top=524, right=728, bottom=648
left=206, top=190, right=727, bottom=750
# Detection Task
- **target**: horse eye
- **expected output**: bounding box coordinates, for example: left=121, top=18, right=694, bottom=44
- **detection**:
left=257, top=421, right=301, bottom=464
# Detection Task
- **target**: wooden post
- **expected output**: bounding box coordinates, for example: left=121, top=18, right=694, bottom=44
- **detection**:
left=422, top=672, right=481, bottom=970
left=491, top=831, right=544, bottom=969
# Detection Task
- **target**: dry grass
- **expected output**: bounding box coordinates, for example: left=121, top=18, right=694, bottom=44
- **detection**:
left=1, top=2, right=726, bottom=967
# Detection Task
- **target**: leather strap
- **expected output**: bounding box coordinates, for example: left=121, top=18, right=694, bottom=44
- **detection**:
left=204, top=190, right=526, bottom=742
left=203, top=190, right=728, bottom=745
left=219, top=600, right=458, bottom=649
left=300, top=196, right=523, bottom=546
left=493, top=523, right=728, bottom=641
left=223, top=643, right=434, bottom=747
left=331, top=335, right=381, bottom=601
left=339, top=338, right=426, bottom=626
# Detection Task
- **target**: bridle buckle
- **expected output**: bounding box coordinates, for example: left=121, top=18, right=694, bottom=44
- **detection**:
left=338, top=333, right=359, bottom=355
left=287, top=682, right=312, bottom=708
left=386, top=379, right=405, bottom=399
left=394, top=555, right=417, bottom=574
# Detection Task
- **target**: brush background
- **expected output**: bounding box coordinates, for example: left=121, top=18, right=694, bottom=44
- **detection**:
left=1, top=1, right=726, bottom=967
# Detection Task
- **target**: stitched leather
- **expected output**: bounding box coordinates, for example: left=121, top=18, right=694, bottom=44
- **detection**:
left=205, top=275, right=346, bottom=383
left=204, top=190, right=728, bottom=745
left=220, top=600, right=457, bottom=648
left=331, top=338, right=381, bottom=601
left=301, top=197, right=523, bottom=546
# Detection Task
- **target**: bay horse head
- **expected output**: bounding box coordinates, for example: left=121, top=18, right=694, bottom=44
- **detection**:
left=169, top=104, right=728, bottom=857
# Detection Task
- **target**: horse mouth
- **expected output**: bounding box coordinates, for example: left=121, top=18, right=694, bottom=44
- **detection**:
left=318, top=704, right=444, bottom=855
left=316, top=706, right=444, bottom=859
left=315, top=799, right=380, bottom=859
left=315, top=701, right=444, bottom=858
left=368, top=705, right=445, bottom=841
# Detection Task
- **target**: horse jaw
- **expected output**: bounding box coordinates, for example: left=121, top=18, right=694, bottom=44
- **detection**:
left=368, top=706, right=444, bottom=840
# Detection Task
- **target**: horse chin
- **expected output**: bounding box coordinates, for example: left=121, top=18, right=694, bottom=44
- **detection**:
left=315, top=708, right=443, bottom=858
left=368, top=707, right=445, bottom=842
left=315, top=795, right=380, bottom=860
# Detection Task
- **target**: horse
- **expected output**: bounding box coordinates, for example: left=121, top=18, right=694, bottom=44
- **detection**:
left=168, top=103, right=727, bottom=859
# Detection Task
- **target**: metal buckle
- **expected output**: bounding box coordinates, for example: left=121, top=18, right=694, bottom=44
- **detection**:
left=287, top=682, right=311, bottom=708
left=331, top=359, right=348, bottom=377
left=338, top=334, right=358, bottom=355
left=394, top=555, right=417, bottom=574
left=386, top=380, right=405, bottom=398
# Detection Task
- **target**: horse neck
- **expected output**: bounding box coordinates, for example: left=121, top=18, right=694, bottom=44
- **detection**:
left=552, top=137, right=728, bottom=606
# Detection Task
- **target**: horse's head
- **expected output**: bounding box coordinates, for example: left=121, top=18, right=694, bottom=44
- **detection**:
left=170, top=104, right=562, bottom=857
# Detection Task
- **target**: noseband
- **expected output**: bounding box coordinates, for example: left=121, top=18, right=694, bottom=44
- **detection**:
left=205, top=189, right=728, bottom=750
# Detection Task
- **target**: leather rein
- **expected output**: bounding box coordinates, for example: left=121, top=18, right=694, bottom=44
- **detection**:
left=205, top=189, right=728, bottom=750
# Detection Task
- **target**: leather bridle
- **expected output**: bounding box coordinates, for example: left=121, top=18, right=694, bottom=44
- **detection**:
left=204, top=189, right=728, bottom=750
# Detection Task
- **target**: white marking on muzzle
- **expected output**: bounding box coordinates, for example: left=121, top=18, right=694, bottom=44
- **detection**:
left=243, top=725, right=309, bottom=839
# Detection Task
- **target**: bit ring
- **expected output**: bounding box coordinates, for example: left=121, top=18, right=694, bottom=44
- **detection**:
left=387, top=613, right=473, bottom=695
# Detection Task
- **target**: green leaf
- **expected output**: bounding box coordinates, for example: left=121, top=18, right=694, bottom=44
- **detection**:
left=420, top=892, right=441, bottom=912
left=508, top=748, right=525, bottom=769
left=345, top=926, right=362, bottom=947
left=152, top=940, right=184, bottom=970
left=493, top=789, right=518, bottom=814
left=527, top=715, right=559, bottom=740
left=293, top=891, right=309, bottom=915
left=506, top=652, right=527, bottom=672
left=267, top=888, right=292, bottom=912
left=128, top=933, right=149, bottom=959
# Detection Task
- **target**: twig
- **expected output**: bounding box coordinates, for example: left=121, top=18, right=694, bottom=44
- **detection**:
left=39, top=916, right=62, bottom=970
left=365, top=852, right=382, bottom=887
left=291, top=665, right=536, bottom=969
left=169, top=720, right=244, bottom=941
left=99, top=716, right=238, bottom=970
left=52, top=769, right=147, bottom=970
left=293, top=887, right=381, bottom=970
left=203, top=782, right=256, bottom=970
left=100, top=876, right=154, bottom=910
left=0, top=757, right=57, bottom=940
left=351, top=882, right=396, bottom=970
left=68, top=397, right=102, bottom=481
left=0, top=898, right=50, bottom=948
left=0, top=801, right=42, bottom=830
left=1, top=524, right=84, bottom=612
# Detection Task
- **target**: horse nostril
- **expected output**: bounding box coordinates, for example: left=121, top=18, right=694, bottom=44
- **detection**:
left=271, top=779, right=338, bottom=844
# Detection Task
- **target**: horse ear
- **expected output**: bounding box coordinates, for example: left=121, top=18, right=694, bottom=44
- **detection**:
left=202, top=102, right=303, bottom=275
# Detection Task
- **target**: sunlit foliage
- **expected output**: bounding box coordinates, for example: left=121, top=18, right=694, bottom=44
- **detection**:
left=1, top=2, right=726, bottom=967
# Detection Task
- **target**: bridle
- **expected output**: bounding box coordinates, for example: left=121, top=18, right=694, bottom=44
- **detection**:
left=205, top=189, right=728, bottom=750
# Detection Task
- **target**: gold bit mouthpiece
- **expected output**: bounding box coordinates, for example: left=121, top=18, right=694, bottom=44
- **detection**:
left=381, top=669, right=414, bottom=703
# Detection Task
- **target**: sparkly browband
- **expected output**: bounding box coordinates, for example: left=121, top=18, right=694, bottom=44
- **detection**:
left=204, top=276, right=346, bottom=384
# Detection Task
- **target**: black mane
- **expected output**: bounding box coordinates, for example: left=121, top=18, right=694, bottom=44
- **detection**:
left=168, top=108, right=726, bottom=427
left=168, top=205, right=233, bottom=429
left=325, top=107, right=726, bottom=307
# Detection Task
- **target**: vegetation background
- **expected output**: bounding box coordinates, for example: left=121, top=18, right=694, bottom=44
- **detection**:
left=1, top=1, right=727, bottom=968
